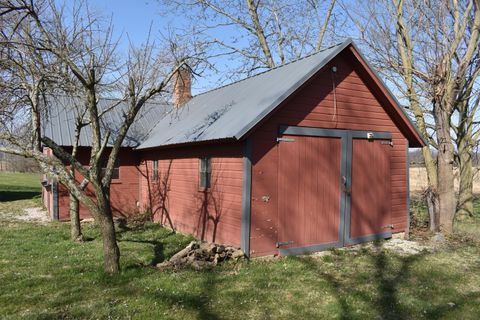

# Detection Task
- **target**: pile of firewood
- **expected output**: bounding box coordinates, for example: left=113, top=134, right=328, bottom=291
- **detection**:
left=157, top=241, right=245, bottom=270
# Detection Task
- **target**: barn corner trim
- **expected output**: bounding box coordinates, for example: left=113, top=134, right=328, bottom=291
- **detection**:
left=240, top=138, right=252, bottom=256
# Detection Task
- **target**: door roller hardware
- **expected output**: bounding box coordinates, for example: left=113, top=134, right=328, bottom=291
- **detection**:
left=341, top=176, right=351, bottom=195
left=382, top=224, right=394, bottom=229
left=381, top=141, right=394, bottom=146
left=276, top=137, right=295, bottom=142
left=276, top=240, right=294, bottom=248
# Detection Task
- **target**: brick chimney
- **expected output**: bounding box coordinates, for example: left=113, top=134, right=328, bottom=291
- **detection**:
left=172, top=66, right=192, bottom=107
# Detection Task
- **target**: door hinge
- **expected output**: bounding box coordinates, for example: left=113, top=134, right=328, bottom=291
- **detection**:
left=381, top=141, right=393, bottom=146
left=276, top=137, right=295, bottom=142
left=276, top=240, right=294, bottom=248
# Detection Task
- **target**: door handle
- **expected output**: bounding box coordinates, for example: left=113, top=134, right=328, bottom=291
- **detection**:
left=342, top=176, right=351, bottom=194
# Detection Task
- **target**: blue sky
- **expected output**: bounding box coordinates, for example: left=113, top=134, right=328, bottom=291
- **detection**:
left=90, top=0, right=164, bottom=48
left=90, top=0, right=232, bottom=93
left=86, top=1, right=358, bottom=95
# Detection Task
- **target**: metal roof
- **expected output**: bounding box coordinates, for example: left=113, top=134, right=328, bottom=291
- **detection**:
left=137, top=40, right=353, bottom=149
left=44, top=38, right=425, bottom=149
left=42, top=96, right=170, bottom=147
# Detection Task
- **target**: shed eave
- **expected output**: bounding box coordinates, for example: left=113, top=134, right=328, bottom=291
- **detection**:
left=135, top=137, right=238, bottom=151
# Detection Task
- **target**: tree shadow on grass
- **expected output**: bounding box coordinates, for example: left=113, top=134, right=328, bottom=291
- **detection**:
left=0, top=191, right=40, bottom=201
left=122, top=238, right=166, bottom=266
left=298, top=242, right=480, bottom=319
left=117, top=228, right=178, bottom=267
left=153, top=270, right=220, bottom=320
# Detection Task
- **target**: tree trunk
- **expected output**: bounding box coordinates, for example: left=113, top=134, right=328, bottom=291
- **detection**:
left=422, top=145, right=440, bottom=231
left=69, top=193, right=84, bottom=241
left=435, top=112, right=457, bottom=234
left=457, top=136, right=474, bottom=219
left=426, top=187, right=440, bottom=232
left=69, top=165, right=83, bottom=241
left=96, top=204, right=120, bottom=274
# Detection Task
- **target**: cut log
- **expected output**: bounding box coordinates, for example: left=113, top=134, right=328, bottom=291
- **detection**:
left=157, top=240, right=245, bottom=270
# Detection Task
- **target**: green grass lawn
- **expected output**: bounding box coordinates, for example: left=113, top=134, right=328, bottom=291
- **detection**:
left=0, top=220, right=479, bottom=319
left=0, top=171, right=41, bottom=202
left=0, top=173, right=480, bottom=319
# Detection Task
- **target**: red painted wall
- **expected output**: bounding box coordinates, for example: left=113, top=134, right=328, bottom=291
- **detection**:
left=56, top=148, right=142, bottom=220
left=249, top=50, right=408, bottom=256
left=139, top=143, right=244, bottom=247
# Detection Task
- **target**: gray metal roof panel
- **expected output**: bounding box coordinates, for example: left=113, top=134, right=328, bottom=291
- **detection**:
left=42, top=96, right=170, bottom=148
left=137, top=40, right=352, bottom=149
left=43, top=38, right=425, bottom=150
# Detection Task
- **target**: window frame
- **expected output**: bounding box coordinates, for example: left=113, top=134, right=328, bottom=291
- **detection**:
left=152, top=160, right=159, bottom=181
left=199, top=157, right=212, bottom=190
left=101, top=158, right=120, bottom=180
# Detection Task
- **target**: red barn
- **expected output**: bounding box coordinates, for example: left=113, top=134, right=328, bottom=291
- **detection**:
left=42, top=39, right=425, bottom=257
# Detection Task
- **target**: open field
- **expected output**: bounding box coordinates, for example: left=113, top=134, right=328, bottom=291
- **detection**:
left=0, top=172, right=480, bottom=319
left=410, top=167, right=480, bottom=193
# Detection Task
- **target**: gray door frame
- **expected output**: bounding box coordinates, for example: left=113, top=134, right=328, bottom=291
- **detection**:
left=241, top=138, right=252, bottom=256
left=277, top=125, right=393, bottom=255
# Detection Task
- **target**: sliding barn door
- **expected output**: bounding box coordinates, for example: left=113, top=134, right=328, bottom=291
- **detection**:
left=277, top=135, right=343, bottom=253
left=275, top=127, right=393, bottom=255
left=347, top=139, right=391, bottom=243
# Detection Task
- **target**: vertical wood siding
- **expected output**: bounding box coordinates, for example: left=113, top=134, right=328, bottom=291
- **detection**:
left=139, top=143, right=243, bottom=247
left=250, top=51, right=408, bottom=256
left=350, top=139, right=391, bottom=238
left=278, top=136, right=342, bottom=249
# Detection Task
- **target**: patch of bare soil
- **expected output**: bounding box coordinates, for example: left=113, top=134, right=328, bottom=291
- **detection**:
left=14, top=207, right=49, bottom=224
left=347, top=238, right=432, bottom=256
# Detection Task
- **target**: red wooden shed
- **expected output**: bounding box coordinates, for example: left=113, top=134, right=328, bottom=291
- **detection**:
left=136, top=39, right=425, bottom=256
left=43, top=39, right=425, bottom=257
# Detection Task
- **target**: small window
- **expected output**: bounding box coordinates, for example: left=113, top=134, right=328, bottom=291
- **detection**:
left=199, top=157, right=211, bottom=189
left=101, top=158, right=120, bottom=180
left=152, top=160, right=159, bottom=180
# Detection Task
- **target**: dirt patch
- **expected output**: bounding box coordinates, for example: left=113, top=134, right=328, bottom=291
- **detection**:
left=378, top=238, right=431, bottom=255
left=19, top=207, right=49, bottom=223
left=1, top=207, right=50, bottom=224
left=346, top=238, right=432, bottom=256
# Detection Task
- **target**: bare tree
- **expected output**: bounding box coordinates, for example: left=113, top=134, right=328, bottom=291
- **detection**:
left=347, top=0, right=480, bottom=233
left=454, top=84, right=480, bottom=219
left=0, top=0, right=191, bottom=273
left=161, top=0, right=339, bottom=81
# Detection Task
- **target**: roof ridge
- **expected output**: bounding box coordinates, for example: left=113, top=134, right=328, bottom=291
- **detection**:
left=193, top=40, right=350, bottom=98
